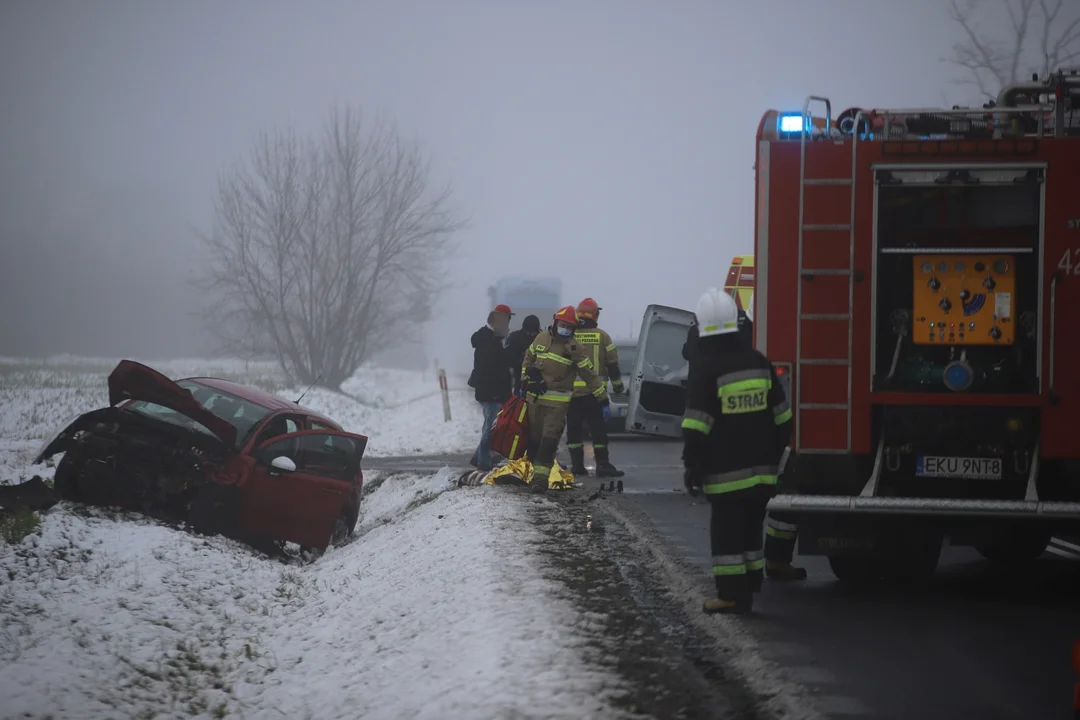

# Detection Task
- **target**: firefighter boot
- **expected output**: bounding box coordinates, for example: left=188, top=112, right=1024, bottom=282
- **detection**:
left=703, top=598, right=752, bottom=615
left=531, top=437, right=559, bottom=494
left=594, top=446, right=624, bottom=478
left=568, top=445, right=589, bottom=477
left=704, top=577, right=752, bottom=614
left=766, top=561, right=808, bottom=581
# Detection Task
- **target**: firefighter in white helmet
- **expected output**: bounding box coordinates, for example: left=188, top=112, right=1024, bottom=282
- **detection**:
left=740, top=293, right=807, bottom=582
left=682, top=288, right=793, bottom=614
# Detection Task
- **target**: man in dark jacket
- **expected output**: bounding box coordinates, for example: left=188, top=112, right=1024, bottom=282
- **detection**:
left=468, top=304, right=514, bottom=471
left=505, top=314, right=541, bottom=395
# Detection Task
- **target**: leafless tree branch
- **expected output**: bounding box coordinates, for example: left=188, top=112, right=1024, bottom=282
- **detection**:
left=946, top=0, right=1080, bottom=102
left=194, top=106, right=466, bottom=389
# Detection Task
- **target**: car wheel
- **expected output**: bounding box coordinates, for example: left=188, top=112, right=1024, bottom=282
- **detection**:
left=188, top=484, right=238, bottom=538
left=188, top=484, right=221, bottom=536
left=827, top=555, right=882, bottom=585
left=331, top=511, right=355, bottom=547
left=976, top=530, right=1051, bottom=564
left=53, top=453, right=81, bottom=501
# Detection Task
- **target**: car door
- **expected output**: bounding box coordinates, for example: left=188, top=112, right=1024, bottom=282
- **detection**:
left=626, top=304, right=696, bottom=438
left=239, top=430, right=369, bottom=550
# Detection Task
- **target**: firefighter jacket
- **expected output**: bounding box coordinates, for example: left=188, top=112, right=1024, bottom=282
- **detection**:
left=572, top=322, right=621, bottom=397
left=682, top=322, right=699, bottom=364
left=522, top=329, right=607, bottom=407
left=681, top=339, right=792, bottom=496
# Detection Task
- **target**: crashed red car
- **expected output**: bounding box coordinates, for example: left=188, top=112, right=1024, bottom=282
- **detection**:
left=34, top=360, right=368, bottom=552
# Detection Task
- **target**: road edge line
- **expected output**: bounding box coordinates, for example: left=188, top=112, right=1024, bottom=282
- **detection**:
left=597, top=499, right=826, bottom=720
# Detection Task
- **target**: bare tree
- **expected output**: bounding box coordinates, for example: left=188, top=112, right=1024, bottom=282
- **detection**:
left=196, top=107, right=465, bottom=390
left=948, top=0, right=1080, bottom=101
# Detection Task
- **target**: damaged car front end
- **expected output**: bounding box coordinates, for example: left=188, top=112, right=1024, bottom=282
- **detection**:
left=32, top=360, right=368, bottom=554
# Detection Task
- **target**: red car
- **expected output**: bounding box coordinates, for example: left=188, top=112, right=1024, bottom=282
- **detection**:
left=34, top=360, right=368, bottom=552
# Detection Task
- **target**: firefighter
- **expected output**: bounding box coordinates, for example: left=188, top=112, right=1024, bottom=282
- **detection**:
left=740, top=293, right=807, bottom=582
left=566, top=297, right=625, bottom=479
left=681, top=288, right=792, bottom=614
left=521, top=306, right=609, bottom=492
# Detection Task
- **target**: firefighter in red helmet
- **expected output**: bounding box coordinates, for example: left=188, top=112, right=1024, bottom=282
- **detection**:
left=521, top=306, right=608, bottom=492
left=567, top=297, right=626, bottom=481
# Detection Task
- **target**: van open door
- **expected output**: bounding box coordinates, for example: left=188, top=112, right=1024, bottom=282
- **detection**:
left=626, top=304, right=696, bottom=438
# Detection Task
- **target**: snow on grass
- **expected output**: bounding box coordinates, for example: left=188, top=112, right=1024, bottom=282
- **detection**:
left=0, top=469, right=627, bottom=719
left=0, top=356, right=483, bottom=486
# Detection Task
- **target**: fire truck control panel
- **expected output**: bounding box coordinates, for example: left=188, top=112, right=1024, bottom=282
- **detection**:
left=912, top=254, right=1016, bottom=346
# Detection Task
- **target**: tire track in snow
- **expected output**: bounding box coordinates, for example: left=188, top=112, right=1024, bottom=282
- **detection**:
left=524, top=492, right=761, bottom=720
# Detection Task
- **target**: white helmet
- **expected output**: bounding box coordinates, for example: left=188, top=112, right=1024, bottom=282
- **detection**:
left=695, top=288, right=740, bottom=338
left=745, top=292, right=754, bottom=323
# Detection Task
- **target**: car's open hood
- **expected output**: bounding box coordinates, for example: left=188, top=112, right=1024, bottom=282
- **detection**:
left=108, top=360, right=238, bottom=446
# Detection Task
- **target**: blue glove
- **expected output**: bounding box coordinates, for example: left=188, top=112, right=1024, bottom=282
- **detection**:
left=602, top=404, right=611, bottom=421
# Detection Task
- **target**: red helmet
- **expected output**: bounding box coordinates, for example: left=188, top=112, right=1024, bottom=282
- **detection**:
left=576, top=297, right=600, bottom=321
left=493, top=304, right=513, bottom=316
left=553, top=305, right=578, bottom=326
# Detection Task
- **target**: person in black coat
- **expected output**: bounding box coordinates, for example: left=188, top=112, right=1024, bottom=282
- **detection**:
left=468, top=305, right=514, bottom=470
left=505, top=314, right=541, bottom=395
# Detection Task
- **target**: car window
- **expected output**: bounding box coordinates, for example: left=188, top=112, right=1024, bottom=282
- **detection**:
left=258, top=433, right=361, bottom=482
left=641, top=323, right=687, bottom=373
left=175, top=381, right=273, bottom=446
left=121, top=401, right=218, bottom=438
left=252, top=416, right=301, bottom=449
left=309, top=420, right=335, bottom=431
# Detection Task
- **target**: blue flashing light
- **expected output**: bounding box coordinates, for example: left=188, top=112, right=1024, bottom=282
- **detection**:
left=778, top=114, right=807, bottom=133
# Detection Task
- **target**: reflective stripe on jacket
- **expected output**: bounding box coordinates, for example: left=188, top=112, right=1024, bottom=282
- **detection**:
left=572, top=325, right=619, bottom=397
left=680, top=347, right=792, bottom=495
left=522, top=329, right=606, bottom=407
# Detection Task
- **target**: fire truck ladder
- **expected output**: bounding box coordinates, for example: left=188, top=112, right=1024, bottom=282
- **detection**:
left=795, top=96, right=855, bottom=454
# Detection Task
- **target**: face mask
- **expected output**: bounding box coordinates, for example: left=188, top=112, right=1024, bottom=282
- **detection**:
left=555, top=325, right=573, bottom=338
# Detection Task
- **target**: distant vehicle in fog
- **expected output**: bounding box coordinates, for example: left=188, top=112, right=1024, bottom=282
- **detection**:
left=487, top=276, right=562, bottom=333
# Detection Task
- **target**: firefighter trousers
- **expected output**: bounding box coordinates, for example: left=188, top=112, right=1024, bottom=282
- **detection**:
left=764, top=512, right=799, bottom=564
left=527, top=400, right=568, bottom=482
left=566, top=394, right=609, bottom=449
left=709, top=487, right=770, bottom=603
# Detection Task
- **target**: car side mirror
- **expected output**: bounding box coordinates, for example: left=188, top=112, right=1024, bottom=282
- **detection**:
left=270, top=456, right=296, bottom=472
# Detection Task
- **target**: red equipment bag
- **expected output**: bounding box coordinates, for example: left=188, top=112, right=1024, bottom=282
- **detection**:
left=490, top=396, right=530, bottom=461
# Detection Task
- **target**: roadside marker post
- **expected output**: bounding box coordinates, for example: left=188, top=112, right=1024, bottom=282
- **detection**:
left=438, top=368, right=451, bottom=422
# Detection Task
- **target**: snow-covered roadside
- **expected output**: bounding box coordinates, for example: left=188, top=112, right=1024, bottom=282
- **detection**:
left=0, top=357, right=484, bottom=487
left=0, top=470, right=628, bottom=719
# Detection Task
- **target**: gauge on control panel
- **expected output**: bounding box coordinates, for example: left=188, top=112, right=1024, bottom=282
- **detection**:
left=921, top=262, right=933, bottom=273
left=954, top=261, right=965, bottom=272
left=975, top=262, right=986, bottom=272
left=993, top=259, right=1009, bottom=274
left=938, top=262, right=950, bottom=272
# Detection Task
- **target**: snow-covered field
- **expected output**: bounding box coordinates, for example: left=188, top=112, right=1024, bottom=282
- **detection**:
left=0, top=356, right=631, bottom=719
left=0, top=355, right=483, bottom=486
left=0, top=470, right=626, bottom=718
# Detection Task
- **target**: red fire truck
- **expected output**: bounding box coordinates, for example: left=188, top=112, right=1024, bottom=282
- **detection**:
left=749, top=69, right=1080, bottom=581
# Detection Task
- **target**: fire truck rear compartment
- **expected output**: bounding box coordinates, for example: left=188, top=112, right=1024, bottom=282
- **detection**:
left=872, top=174, right=1041, bottom=397
left=783, top=167, right=1080, bottom=568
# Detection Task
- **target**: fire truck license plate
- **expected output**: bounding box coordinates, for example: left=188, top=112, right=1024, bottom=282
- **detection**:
left=916, top=456, right=1002, bottom=480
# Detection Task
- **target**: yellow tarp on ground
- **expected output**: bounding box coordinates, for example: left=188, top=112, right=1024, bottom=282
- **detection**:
left=483, top=458, right=576, bottom=490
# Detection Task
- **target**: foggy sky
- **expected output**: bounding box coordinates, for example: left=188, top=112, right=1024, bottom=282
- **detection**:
left=2, top=0, right=989, bottom=373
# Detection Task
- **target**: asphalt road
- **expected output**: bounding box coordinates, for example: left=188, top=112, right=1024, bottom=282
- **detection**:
left=368, top=437, right=1080, bottom=720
